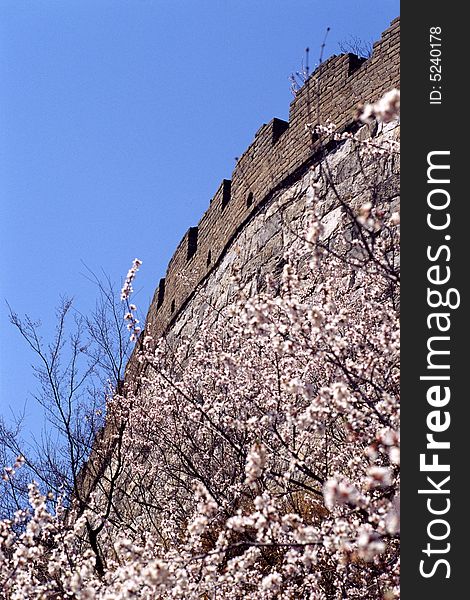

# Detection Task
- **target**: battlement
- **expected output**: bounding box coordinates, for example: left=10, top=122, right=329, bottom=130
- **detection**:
left=138, top=18, right=400, bottom=357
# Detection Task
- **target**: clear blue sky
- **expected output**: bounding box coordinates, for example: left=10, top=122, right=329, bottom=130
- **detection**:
left=0, top=0, right=399, bottom=438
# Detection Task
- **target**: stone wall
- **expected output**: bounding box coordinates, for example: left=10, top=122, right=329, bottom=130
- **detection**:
left=128, top=17, right=400, bottom=375
left=162, top=118, right=400, bottom=351
left=81, top=18, right=400, bottom=509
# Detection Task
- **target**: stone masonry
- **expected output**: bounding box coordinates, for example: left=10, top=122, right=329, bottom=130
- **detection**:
left=81, top=18, right=400, bottom=508
left=127, top=17, right=400, bottom=376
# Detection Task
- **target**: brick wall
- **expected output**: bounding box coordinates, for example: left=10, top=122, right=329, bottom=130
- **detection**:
left=133, top=17, right=400, bottom=368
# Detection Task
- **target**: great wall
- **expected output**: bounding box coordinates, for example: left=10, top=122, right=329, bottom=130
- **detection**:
left=81, top=18, right=400, bottom=500
left=0, top=16, right=402, bottom=598
left=132, top=17, right=399, bottom=358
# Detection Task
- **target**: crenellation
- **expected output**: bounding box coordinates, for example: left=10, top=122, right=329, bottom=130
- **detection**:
left=125, top=17, right=400, bottom=364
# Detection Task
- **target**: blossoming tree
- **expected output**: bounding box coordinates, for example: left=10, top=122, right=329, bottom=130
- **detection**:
left=0, top=90, right=400, bottom=599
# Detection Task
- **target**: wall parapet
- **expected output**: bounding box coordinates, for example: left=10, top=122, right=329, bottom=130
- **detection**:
left=133, top=17, right=400, bottom=369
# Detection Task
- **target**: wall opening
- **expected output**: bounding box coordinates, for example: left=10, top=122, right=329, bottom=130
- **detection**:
left=156, top=278, right=166, bottom=309
left=171, top=299, right=176, bottom=314
left=246, top=192, right=254, bottom=208
left=221, top=179, right=232, bottom=209
left=187, top=227, right=198, bottom=260
left=271, top=118, right=289, bottom=144
left=347, top=53, right=367, bottom=76
left=206, top=249, right=212, bottom=267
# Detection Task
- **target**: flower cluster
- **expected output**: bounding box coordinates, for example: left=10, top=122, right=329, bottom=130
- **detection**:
left=1, top=455, right=24, bottom=482
left=120, top=258, right=142, bottom=301
left=121, top=258, right=143, bottom=342
left=360, top=88, right=400, bottom=124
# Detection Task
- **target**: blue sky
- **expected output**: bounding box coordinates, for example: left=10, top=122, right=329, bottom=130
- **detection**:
left=0, top=0, right=399, bottom=439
